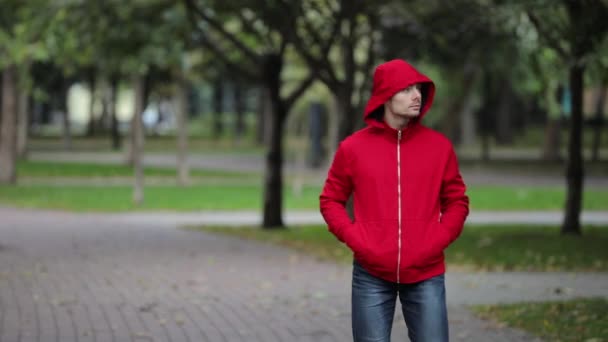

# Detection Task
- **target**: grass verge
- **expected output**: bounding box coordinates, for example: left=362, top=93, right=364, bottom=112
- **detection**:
left=0, top=184, right=318, bottom=211
left=1, top=183, right=608, bottom=211
left=194, top=225, right=608, bottom=272
left=473, top=298, right=608, bottom=341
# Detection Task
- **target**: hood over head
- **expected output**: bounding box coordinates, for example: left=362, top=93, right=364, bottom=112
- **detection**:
left=363, top=59, right=435, bottom=128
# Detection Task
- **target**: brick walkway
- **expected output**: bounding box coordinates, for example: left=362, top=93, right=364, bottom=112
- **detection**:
left=4, top=208, right=606, bottom=341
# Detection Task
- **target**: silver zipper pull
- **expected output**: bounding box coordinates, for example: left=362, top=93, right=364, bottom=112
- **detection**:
left=398, top=130, right=402, bottom=141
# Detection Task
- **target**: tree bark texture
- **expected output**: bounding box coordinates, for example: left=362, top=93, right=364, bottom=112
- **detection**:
left=262, top=54, right=286, bottom=228
left=562, top=64, right=584, bottom=235
left=132, top=76, right=145, bottom=205
left=176, top=78, right=190, bottom=186
left=0, top=66, right=17, bottom=184
left=17, top=89, right=29, bottom=158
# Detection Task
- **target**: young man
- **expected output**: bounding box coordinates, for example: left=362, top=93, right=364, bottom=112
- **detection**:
left=320, top=59, right=469, bottom=342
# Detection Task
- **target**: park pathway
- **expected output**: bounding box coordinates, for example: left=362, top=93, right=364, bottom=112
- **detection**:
left=1, top=207, right=607, bottom=342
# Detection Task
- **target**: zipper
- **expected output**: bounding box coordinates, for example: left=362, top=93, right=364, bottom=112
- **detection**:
left=397, top=129, right=402, bottom=283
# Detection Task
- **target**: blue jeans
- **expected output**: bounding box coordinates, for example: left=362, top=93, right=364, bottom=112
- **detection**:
left=352, top=261, right=448, bottom=342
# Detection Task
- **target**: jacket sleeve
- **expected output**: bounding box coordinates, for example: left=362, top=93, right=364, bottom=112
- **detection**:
left=436, top=146, right=469, bottom=250
left=319, top=143, right=354, bottom=243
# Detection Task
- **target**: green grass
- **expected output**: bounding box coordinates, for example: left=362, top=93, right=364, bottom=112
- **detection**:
left=0, top=184, right=319, bottom=211
left=473, top=298, right=608, bottom=341
left=1, top=182, right=607, bottom=211
left=17, top=160, right=254, bottom=178
left=194, top=225, right=608, bottom=272
left=447, top=225, right=608, bottom=271
left=468, top=186, right=608, bottom=211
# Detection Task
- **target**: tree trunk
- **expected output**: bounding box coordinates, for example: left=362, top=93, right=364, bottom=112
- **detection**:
left=60, top=81, right=72, bottom=150
left=212, top=79, right=224, bottom=139
left=562, top=64, right=585, bottom=235
left=441, top=66, right=478, bottom=145
left=477, top=73, right=495, bottom=161
left=495, top=80, right=514, bottom=145
left=255, top=87, right=272, bottom=146
left=334, top=87, right=355, bottom=149
left=542, top=118, right=562, bottom=161
left=85, top=71, right=97, bottom=136
left=541, top=80, right=563, bottom=161
left=0, top=65, right=17, bottom=184
left=255, top=88, right=265, bottom=145
left=132, top=76, right=145, bottom=205
left=110, top=76, right=121, bottom=150
left=17, top=89, right=29, bottom=159
left=262, top=54, right=285, bottom=229
left=176, top=78, right=190, bottom=186
left=234, top=82, right=246, bottom=143
left=591, top=86, right=605, bottom=162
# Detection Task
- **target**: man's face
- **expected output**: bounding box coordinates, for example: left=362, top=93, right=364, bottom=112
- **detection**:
left=387, top=84, right=422, bottom=119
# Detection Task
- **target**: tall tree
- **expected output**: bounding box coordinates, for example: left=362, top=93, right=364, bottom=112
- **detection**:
left=382, top=0, right=523, bottom=146
left=0, top=66, right=17, bottom=184
left=132, top=75, right=145, bottom=205
left=0, top=0, right=55, bottom=184
left=176, top=75, right=190, bottom=186
left=527, top=0, right=608, bottom=235
left=183, top=0, right=315, bottom=228
left=279, top=0, right=382, bottom=149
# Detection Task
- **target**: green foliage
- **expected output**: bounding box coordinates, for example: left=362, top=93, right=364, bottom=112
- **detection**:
left=195, top=224, right=608, bottom=271
left=49, top=0, right=191, bottom=78
left=0, top=0, right=56, bottom=69
left=474, top=298, right=608, bottom=341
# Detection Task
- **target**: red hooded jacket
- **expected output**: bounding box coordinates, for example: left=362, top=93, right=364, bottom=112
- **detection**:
left=320, top=59, right=469, bottom=284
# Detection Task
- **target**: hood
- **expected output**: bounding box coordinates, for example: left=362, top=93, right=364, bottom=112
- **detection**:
left=363, top=59, right=435, bottom=128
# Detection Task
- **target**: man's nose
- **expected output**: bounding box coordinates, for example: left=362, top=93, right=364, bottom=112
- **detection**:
left=413, top=88, right=421, bottom=100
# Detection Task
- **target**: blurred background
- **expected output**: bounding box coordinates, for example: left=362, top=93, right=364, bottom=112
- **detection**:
left=1, top=1, right=608, bottom=341
left=0, top=0, right=607, bottom=231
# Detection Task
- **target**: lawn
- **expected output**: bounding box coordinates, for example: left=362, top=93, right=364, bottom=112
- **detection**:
left=194, top=224, right=608, bottom=272
left=0, top=184, right=318, bottom=211
left=473, top=298, right=608, bottom=341
left=1, top=182, right=607, bottom=212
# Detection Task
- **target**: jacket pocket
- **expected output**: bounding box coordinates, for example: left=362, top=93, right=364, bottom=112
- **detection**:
left=403, top=219, right=445, bottom=268
left=416, top=220, right=448, bottom=267
left=351, top=220, right=398, bottom=271
left=343, top=222, right=366, bottom=260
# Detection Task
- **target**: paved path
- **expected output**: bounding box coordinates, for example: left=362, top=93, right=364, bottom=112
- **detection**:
left=2, top=207, right=607, bottom=342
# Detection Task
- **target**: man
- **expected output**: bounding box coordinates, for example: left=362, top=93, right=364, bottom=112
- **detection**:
left=320, top=59, right=469, bottom=342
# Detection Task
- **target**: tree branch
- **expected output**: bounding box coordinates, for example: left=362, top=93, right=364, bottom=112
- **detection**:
left=285, top=71, right=316, bottom=109
left=527, top=11, right=569, bottom=58
left=356, top=32, right=376, bottom=109
left=182, top=0, right=261, bottom=65
left=190, top=31, right=259, bottom=82
left=276, top=0, right=339, bottom=86
left=236, top=9, right=274, bottom=48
